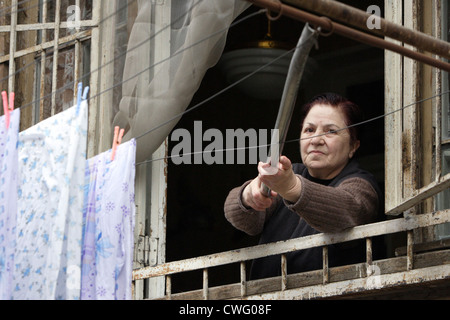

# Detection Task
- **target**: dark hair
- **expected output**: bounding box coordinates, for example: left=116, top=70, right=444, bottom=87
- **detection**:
left=300, top=92, right=363, bottom=144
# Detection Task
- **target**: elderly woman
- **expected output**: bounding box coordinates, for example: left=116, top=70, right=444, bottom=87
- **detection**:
left=224, top=92, right=382, bottom=280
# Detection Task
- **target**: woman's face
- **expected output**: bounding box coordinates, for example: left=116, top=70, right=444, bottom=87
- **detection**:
left=300, top=104, right=360, bottom=180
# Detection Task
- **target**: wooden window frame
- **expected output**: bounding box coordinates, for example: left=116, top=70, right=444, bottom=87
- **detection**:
left=98, top=0, right=171, bottom=300
left=384, top=1, right=450, bottom=240
left=0, top=0, right=100, bottom=130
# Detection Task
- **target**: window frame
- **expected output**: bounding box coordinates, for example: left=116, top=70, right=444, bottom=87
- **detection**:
left=384, top=0, right=450, bottom=239
left=0, top=0, right=99, bottom=129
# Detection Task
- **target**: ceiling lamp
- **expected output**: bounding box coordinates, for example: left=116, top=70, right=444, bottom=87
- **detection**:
left=218, top=18, right=295, bottom=100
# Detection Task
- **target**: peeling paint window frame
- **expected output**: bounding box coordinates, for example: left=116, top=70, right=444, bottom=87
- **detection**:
left=0, top=0, right=97, bottom=129
left=382, top=0, right=450, bottom=249
left=436, top=0, right=450, bottom=239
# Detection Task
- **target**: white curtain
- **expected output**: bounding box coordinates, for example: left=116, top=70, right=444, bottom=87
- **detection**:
left=113, top=0, right=251, bottom=162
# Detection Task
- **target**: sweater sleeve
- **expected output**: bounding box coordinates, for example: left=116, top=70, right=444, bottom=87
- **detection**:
left=284, top=175, right=379, bottom=233
left=224, top=180, right=279, bottom=236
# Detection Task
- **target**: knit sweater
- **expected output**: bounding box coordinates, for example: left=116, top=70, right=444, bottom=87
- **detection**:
left=224, top=159, right=382, bottom=279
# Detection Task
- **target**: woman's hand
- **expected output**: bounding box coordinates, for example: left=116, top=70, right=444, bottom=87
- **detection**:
left=242, top=175, right=277, bottom=211
left=258, top=156, right=301, bottom=203
left=242, top=156, right=302, bottom=211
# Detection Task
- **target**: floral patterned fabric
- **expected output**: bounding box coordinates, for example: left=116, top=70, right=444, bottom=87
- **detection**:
left=13, top=101, right=87, bottom=300
left=0, top=109, right=20, bottom=300
left=81, top=139, right=136, bottom=300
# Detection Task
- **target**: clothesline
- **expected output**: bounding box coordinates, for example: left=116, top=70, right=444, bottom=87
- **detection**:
left=0, top=0, right=43, bottom=16
left=3, top=29, right=448, bottom=169
left=2, top=1, right=448, bottom=165
left=3, top=7, right=445, bottom=151
left=137, top=89, right=450, bottom=166
left=0, top=0, right=141, bottom=88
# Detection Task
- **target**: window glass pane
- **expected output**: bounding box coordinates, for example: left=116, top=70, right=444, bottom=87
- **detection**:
left=31, top=0, right=94, bottom=121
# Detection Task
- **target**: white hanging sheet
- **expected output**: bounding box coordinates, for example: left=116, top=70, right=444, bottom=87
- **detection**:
left=13, top=101, right=88, bottom=300
left=0, top=109, right=20, bottom=300
left=81, top=139, right=136, bottom=300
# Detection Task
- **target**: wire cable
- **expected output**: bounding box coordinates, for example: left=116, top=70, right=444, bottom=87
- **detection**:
left=0, top=0, right=49, bottom=17
left=134, top=18, right=296, bottom=141
left=5, top=0, right=247, bottom=114
left=84, top=8, right=266, bottom=122
left=1, top=0, right=138, bottom=87
left=136, top=90, right=450, bottom=166
left=3, top=1, right=449, bottom=170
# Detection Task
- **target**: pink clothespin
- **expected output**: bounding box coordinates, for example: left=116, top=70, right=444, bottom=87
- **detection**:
left=111, top=126, right=125, bottom=161
left=2, top=91, right=14, bottom=130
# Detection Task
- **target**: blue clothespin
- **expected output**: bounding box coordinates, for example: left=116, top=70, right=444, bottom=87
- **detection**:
left=75, top=83, right=89, bottom=116
left=82, top=86, right=89, bottom=101
left=76, top=82, right=83, bottom=115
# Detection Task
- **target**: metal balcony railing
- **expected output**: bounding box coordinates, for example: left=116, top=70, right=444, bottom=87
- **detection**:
left=132, top=209, right=450, bottom=300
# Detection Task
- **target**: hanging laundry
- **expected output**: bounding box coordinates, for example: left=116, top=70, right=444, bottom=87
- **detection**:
left=0, top=109, right=20, bottom=300
left=13, top=101, right=88, bottom=300
left=81, top=139, right=136, bottom=300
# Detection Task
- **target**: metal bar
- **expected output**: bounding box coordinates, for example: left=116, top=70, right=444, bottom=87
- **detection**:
left=261, top=22, right=319, bottom=196
left=435, top=77, right=442, bottom=180
left=75, top=0, right=81, bottom=32
left=0, top=4, right=8, bottom=103
left=51, top=0, right=61, bottom=116
left=407, top=230, right=414, bottom=271
left=434, top=0, right=443, bottom=184
left=132, top=209, right=450, bottom=280
left=39, top=0, right=48, bottom=122
left=8, top=0, right=18, bottom=92
left=166, top=275, right=172, bottom=299
left=0, top=20, right=98, bottom=32
left=244, top=264, right=450, bottom=300
left=283, top=0, right=450, bottom=60
left=240, top=261, right=247, bottom=297
left=73, top=0, right=82, bottom=106
left=269, top=23, right=318, bottom=154
left=322, top=246, right=329, bottom=284
left=203, top=268, right=209, bottom=300
left=0, top=30, right=92, bottom=64
left=247, top=0, right=450, bottom=73
left=366, top=238, right=373, bottom=266
left=86, top=0, right=101, bottom=159
left=281, top=254, right=287, bottom=291
left=97, top=0, right=117, bottom=153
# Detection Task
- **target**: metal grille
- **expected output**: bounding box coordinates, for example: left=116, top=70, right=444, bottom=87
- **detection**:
left=0, top=0, right=99, bottom=127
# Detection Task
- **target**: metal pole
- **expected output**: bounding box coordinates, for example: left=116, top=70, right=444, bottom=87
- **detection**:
left=261, top=23, right=319, bottom=196
left=247, top=0, right=450, bottom=73
left=283, top=0, right=450, bottom=60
